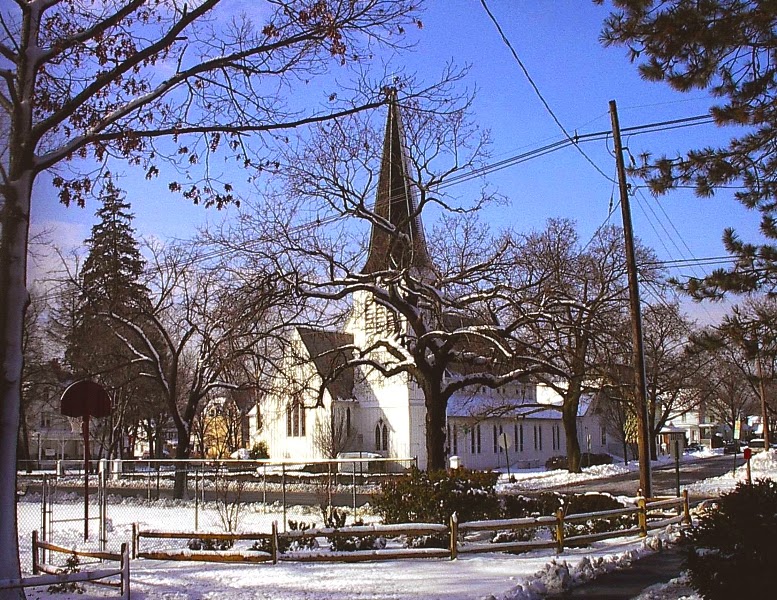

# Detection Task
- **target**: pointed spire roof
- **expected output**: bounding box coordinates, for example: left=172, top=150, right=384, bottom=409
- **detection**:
left=361, top=91, right=434, bottom=276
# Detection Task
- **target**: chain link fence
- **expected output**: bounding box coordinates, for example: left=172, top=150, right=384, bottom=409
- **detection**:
left=16, top=457, right=415, bottom=573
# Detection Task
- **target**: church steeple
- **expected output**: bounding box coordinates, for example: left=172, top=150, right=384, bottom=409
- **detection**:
left=361, top=91, right=434, bottom=276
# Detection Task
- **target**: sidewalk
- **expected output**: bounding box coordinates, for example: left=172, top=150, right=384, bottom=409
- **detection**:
left=545, top=545, right=696, bottom=599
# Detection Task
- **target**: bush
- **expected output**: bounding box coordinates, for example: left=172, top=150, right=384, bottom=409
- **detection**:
left=48, top=553, right=84, bottom=594
left=187, top=537, right=234, bottom=551
left=501, top=492, right=561, bottom=519
left=685, top=478, right=777, bottom=599
left=545, top=453, right=613, bottom=470
left=372, top=467, right=500, bottom=525
left=500, top=492, right=631, bottom=544
left=249, top=441, right=269, bottom=459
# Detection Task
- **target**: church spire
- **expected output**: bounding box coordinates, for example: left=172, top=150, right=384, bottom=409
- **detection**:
left=361, top=90, right=434, bottom=276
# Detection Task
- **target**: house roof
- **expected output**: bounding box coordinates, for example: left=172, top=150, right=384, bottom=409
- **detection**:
left=297, top=327, right=355, bottom=400
left=447, top=390, right=596, bottom=421
left=361, top=90, right=434, bottom=276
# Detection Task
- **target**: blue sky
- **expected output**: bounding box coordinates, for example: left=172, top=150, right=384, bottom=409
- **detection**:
left=30, top=1, right=760, bottom=319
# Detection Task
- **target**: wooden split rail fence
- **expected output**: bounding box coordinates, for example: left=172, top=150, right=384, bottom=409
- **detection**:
left=133, top=492, right=691, bottom=564
left=0, top=531, right=129, bottom=598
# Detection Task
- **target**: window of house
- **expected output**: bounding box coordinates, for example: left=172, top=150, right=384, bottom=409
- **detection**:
left=600, top=426, right=607, bottom=446
left=493, top=425, right=498, bottom=453
left=538, top=425, right=543, bottom=451
left=515, top=422, right=524, bottom=452
left=286, top=398, right=306, bottom=437
left=375, top=421, right=389, bottom=452
left=552, top=424, right=560, bottom=451
left=470, top=424, right=481, bottom=454
left=346, top=407, right=351, bottom=435
left=452, top=424, right=458, bottom=454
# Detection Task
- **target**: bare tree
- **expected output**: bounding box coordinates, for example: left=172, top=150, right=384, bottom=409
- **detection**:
left=514, top=219, right=659, bottom=473
left=0, top=0, right=431, bottom=585
left=106, top=241, right=293, bottom=496
left=226, top=96, right=560, bottom=471
left=312, top=405, right=352, bottom=459
left=609, top=299, right=705, bottom=459
left=692, top=297, right=777, bottom=443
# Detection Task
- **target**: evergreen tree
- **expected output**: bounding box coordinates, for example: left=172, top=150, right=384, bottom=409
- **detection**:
left=66, top=175, right=166, bottom=459
left=80, top=176, right=149, bottom=312
left=599, top=0, right=777, bottom=297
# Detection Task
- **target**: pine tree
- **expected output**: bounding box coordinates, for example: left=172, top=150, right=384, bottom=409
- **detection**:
left=80, top=176, right=149, bottom=312
left=66, top=175, right=165, bottom=459
left=599, top=0, right=777, bottom=297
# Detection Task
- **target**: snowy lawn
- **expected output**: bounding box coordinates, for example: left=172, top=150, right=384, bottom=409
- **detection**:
left=17, top=450, right=777, bottom=600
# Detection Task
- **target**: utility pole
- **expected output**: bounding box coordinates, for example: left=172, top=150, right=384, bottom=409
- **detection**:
left=609, top=100, right=652, bottom=498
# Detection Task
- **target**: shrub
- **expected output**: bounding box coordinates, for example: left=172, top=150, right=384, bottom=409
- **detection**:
left=372, top=467, right=500, bottom=524
left=47, top=553, right=84, bottom=594
left=501, top=492, right=561, bottom=519
left=249, top=441, right=269, bottom=459
left=564, top=493, right=633, bottom=538
left=187, top=538, right=234, bottom=551
left=685, top=478, right=777, bottom=599
left=545, top=453, right=613, bottom=470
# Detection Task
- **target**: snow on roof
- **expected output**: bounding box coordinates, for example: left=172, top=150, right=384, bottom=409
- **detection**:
left=447, top=389, right=595, bottom=420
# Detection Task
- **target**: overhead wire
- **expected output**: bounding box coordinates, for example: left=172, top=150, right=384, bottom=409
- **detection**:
left=479, top=0, right=615, bottom=184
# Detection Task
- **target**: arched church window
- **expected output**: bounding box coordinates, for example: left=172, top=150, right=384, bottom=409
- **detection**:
left=375, top=421, right=388, bottom=451
left=287, top=397, right=306, bottom=437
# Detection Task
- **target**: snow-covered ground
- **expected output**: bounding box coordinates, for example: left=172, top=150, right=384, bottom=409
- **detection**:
left=17, top=449, right=777, bottom=600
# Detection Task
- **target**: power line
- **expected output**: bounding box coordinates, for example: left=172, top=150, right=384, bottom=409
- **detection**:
left=479, top=0, right=615, bottom=184
left=438, top=114, right=715, bottom=189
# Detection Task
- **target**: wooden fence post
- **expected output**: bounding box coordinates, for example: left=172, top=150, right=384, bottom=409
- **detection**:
left=682, top=490, right=691, bottom=525
left=449, top=513, right=458, bottom=560
left=271, top=521, right=279, bottom=565
left=131, top=523, right=137, bottom=559
left=555, top=508, right=565, bottom=554
left=638, top=496, right=648, bottom=537
left=120, top=542, right=130, bottom=600
left=32, top=530, right=39, bottom=575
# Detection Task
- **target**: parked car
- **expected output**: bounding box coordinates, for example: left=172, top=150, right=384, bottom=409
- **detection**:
left=723, top=442, right=740, bottom=454
left=685, top=442, right=704, bottom=453
left=745, top=438, right=775, bottom=451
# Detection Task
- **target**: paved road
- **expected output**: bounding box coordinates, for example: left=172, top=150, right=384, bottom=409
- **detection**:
left=545, top=454, right=739, bottom=499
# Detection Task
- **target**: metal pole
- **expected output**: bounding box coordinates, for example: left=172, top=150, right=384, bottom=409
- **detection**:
left=194, top=466, right=199, bottom=531
left=282, top=463, right=287, bottom=532
left=610, top=99, right=652, bottom=498
left=83, top=415, right=90, bottom=541
left=352, top=467, right=357, bottom=513
left=674, top=440, right=680, bottom=497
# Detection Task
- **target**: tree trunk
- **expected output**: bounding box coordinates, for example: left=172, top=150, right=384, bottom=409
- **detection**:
left=173, top=424, right=191, bottom=498
left=0, top=172, right=34, bottom=598
left=423, top=380, right=447, bottom=472
left=562, top=398, right=582, bottom=473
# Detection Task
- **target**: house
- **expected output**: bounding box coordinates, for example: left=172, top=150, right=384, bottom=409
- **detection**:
left=446, top=384, right=608, bottom=470
left=249, top=95, right=609, bottom=472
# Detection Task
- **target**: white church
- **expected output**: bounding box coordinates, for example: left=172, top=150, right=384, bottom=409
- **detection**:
left=248, top=97, right=609, bottom=472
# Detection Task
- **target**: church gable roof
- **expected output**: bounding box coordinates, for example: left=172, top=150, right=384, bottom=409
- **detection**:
left=297, top=327, right=355, bottom=400
left=361, top=92, right=434, bottom=275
